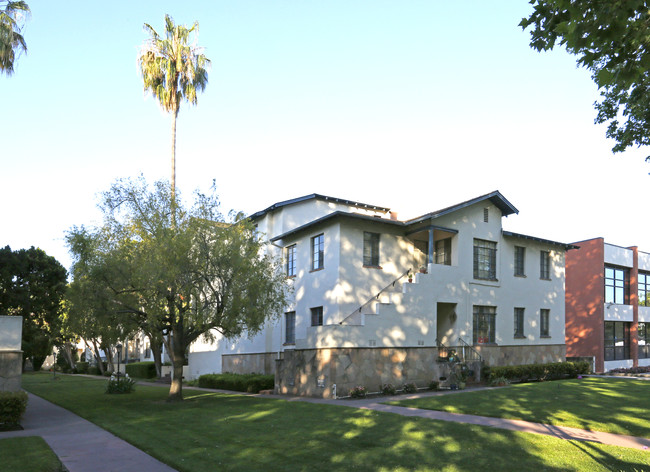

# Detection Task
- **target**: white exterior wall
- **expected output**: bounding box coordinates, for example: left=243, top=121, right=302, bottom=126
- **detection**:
left=604, top=244, right=634, bottom=268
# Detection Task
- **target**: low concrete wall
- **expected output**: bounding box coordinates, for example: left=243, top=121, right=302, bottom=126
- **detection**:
left=0, top=351, right=23, bottom=392
left=222, top=352, right=278, bottom=375
left=273, top=344, right=566, bottom=398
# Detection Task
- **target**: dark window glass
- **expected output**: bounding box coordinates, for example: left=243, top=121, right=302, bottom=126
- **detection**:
left=540, top=251, right=550, bottom=279
left=605, top=266, right=628, bottom=304
left=639, top=322, right=649, bottom=359
left=363, top=232, right=380, bottom=267
left=515, top=246, right=525, bottom=276
left=604, top=321, right=631, bottom=361
left=311, top=234, right=324, bottom=270
left=473, top=239, right=497, bottom=280
left=435, top=238, right=451, bottom=266
left=540, top=309, right=550, bottom=337
left=285, top=311, right=296, bottom=344
left=473, top=305, right=496, bottom=344
left=286, top=245, right=296, bottom=277
left=639, top=273, right=650, bottom=306
left=514, top=307, right=524, bottom=337
left=311, top=306, right=323, bottom=327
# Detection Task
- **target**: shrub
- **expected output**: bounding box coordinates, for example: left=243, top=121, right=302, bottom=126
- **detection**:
left=490, top=376, right=510, bottom=387
left=75, top=362, right=89, bottom=374
left=349, top=385, right=367, bottom=398
left=0, top=391, right=28, bottom=429
left=402, top=382, right=418, bottom=394
left=125, top=361, right=157, bottom=379
left=105, top=374, right=136, bottom=394
left=428, top=380, right=439, bottom=391
left=197, top=373, right=274, bottom=393
left=487, top=361, right=591, bottom=383
left=381, top=383, right=397, bottom=395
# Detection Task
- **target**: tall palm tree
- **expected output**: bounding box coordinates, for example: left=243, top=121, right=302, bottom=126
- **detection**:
left=0, top=1, right=30, bottom=75
left=139, top=14, right=210, bottom=203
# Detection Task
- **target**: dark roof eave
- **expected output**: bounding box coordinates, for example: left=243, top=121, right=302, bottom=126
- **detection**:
left=250, top=194, right=390, bottom=221
left=503, top=230, right=579, bottom=251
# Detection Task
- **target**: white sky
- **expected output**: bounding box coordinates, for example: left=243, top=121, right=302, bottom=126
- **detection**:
left=1, top=1, right=648, bottom=273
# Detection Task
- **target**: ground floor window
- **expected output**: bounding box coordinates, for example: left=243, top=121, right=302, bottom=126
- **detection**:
left=473, top=305, right=496, bottom=344
left=311, top=306, right=323, bottom=326
left=604, top=321, right=631, bottom=361
left=285, top=311, right=296, bottom=344
left=639, top=322, right=649, bottom=359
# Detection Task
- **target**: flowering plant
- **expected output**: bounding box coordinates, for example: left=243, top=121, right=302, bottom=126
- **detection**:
left=381, top=383, right=397, bottom=396
left=106, top=373, right=136, bottom=394
left=349, top=385, right=367, bottom=398
left=402, top=382, right=418, bottom=394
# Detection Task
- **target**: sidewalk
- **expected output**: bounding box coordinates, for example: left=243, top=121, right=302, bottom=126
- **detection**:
left=0, top=392, right=177, bottom=472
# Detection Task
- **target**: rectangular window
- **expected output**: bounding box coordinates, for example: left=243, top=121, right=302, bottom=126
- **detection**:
left=514, top=246, right=526, bottom=277
left=435, top=238, right=451, bottom=266
left=605, top=266, right=628, bottom=304
left=310, top=306, right=323, bottom=327
left=285, top=311, right=296, bottom=344
left=363, top=232, right=380, bottom=267
left=604, top=321, right=631, bottom=361
left=514, top=307, right=525, bottom=338
left=473, top=239, right=497, bottom=280
left=540, top=251, right=551, bottom=279
left=639, top=322, right=650, bottom=359
left=639, top=272, right=650, bottom=306
left=473, top=305, right=496, bottom=344
left=286, top=245, right=296, bottom=277
left=311, top=234, right=324, bottom=271
left=540, top=309, right=550, bottom=337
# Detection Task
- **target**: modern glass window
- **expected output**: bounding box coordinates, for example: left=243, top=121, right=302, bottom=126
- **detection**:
left=311, top=234, right=324, bottom=271
left=540, top=251, right=551, bottom=280
left=514, top=307, right=525, bottom=338
left=363, top=232, right=380, bottom=267
left=473, top=305, right=496, bottom=344
left=514, top=246, right=526, bottom=276
left=473, top=239, right=497, bottom=280
left=605, top=266, right=628, bottom=304
left=639, top=272, right=650, bottom=306
left=311, top=306, right=323, bottom=327
left=285, top=311, right=296, bottom=344
left=604, top=321, right=631, bottom=361
left=639, top=322, right=649, bottom=359
left=435, top=238, right=451, bottom=266
left=286, top=245, right=296, bottom=277
left=540, top=309, right=550, bottom=337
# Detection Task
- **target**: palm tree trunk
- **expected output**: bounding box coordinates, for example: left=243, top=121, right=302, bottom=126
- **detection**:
left=171, top=109, right=177, bottom=202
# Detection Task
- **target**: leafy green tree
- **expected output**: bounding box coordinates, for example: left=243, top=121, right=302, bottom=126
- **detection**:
left=67, top=177, right=288, bottom=401
left=139, top=15, right=210, bottom=201
left=521, top=1, right=650, bottom=160
left=0, top=246, right=67, bottom=371
left=0, top=1, right=29, bottom=75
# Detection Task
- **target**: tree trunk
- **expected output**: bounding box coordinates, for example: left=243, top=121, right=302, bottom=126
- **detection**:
left=167, top=334, right=185, bottom=402
left=151, top=338, right=163, bottom=378
left=62, top=343, right=76, bottom=371
left=171, top=109, right=177, bottom=203
left=90, top=339, right=105, bottom=375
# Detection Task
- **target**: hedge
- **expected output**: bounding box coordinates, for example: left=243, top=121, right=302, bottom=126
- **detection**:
left=76, top=362, right=89, bottom=374
left=484, top=361, right=591, bottom=383
left=125, top=361, right=157, bottom=379
left=198, top=373, right=274, bottom=393
left=0, top=391, right=28, bottom=429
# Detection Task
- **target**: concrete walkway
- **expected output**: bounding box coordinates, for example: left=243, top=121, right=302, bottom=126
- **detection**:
left=0, top=392, right=177, bottom=472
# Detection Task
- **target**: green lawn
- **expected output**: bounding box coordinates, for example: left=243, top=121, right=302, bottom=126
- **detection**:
left=21, top=373, right=650, bottom=472
left=0, top=436, right=64, bottom=472
left=391, top=377, right=650, bottom=437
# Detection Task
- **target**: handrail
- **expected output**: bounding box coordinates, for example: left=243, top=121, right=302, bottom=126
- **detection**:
left=457, top=337, right=482, bottom=363
left=339, top=268, right=413, bottom=325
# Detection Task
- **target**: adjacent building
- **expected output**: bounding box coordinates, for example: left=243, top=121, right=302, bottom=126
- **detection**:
left=189, top=191, right=575, bottom=397
left=565, top=238, right=650, bottom=373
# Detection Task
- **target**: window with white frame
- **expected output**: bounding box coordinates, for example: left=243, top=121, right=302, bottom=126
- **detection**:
left=286, top=244, right=296, bottom=277
left=311, top=234, right=324, bottom=271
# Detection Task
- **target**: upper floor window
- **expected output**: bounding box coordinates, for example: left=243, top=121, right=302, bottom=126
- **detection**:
left=540, top=251, right=551, bottom=280
left=540, top=309, right=550, bottom=337
left=514, top=307, right=525, bottom=338
left=285, top=311, right=296, bottom=344
left=435, top=238, right=451, bottom=266
left=605, top=266, right=628, bottom=304
left=473, top=239, right=497, bottom=280
left=286, top=244, right=296, bottom=277
left=363, top=232, right=380, bottom=267
left=311, top=234, right=324, bottom=271
left=639, top=272, right=650, bottom=306
left=514, top=246, right=526, bottom=277
left=311, top=306, right=323, bottom=326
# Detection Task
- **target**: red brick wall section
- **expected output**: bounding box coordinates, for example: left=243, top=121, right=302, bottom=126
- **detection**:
left=565, top=238, right=605, bottom=372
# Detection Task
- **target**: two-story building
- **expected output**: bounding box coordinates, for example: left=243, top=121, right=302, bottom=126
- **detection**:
left=565, top=238, right=650, bottom=373
left=188, top=191, right=576, bottom=397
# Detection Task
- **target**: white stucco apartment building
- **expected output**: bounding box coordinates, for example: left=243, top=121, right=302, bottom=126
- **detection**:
left=187, top=191, right=575, bottom=397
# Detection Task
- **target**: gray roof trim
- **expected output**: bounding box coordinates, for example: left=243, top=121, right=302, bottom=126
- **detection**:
left=270, top=211, right=403, bottom=243
left=406, top=190, right=519, bottom=225
left=405, top=225, right=459, bottom=237
left=250, top=194, right=390, bottom=221
left=503, top=231, right=579, bottom=250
